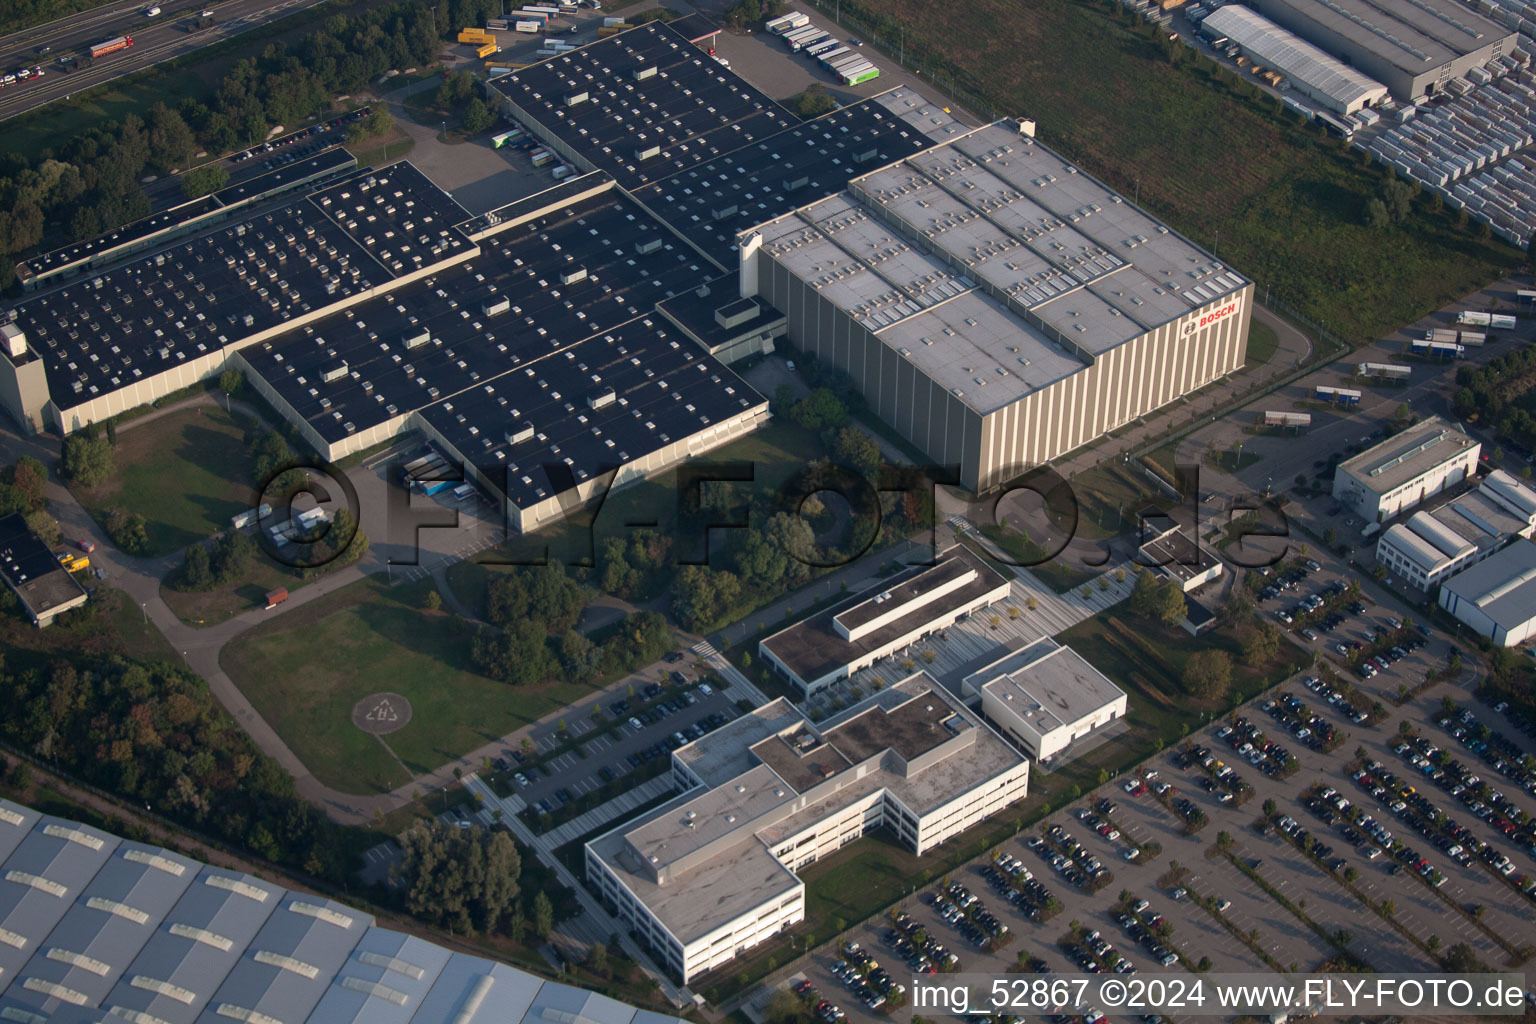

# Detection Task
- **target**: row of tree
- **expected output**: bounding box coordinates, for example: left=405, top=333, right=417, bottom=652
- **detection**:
left=1452, top=345, right=1536, bottom=454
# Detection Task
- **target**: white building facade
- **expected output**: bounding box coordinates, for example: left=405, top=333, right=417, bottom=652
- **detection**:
left=586, top=677, right=1029, bottom=984
left=1332, top=417, right=1479, bottom=523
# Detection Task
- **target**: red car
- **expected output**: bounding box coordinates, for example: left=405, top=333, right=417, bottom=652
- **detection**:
left=75, top=538, right=96, bottom=553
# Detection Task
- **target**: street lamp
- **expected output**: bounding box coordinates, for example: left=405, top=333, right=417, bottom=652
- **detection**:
left=140, top=602, right=147, bottom=624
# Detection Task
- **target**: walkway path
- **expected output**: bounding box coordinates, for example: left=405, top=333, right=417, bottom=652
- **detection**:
left=538, top=773, right=679, bottom=848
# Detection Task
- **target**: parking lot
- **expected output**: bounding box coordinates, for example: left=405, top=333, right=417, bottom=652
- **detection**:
left=770, top=622, right=1536, bottom=1024
left=493, top=661, right=740, bottom=817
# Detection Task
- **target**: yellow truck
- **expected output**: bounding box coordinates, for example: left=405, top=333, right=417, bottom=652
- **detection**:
left=458, top=27, right=492, bottom=43
left=476, top=41, right=499, bottom=57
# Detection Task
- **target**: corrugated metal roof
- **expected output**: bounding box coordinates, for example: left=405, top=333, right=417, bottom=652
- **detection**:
left=1205, top=5, right=1390, bottom=109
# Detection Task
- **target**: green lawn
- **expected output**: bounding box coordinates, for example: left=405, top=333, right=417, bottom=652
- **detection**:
left=848, top=0, right=1522, bottom=343
left=159, top=558, right=314, bottom=627
left=220, top=577, right=606, bottom=794
left=1246, top=320, right=1280, bottom=367
left=72, top=405, right=258, bottom=556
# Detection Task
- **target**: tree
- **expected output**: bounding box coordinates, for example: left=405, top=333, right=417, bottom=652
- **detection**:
left=179, top=543, right=215, bottom=591
left=1155, top=577, right=1188, bottom=626
left=1183, top=650, right=1232, bottom=700
left=1364, top=197, right=1390, bottom=229
left=367, top=108, right=394, bottom=136
left=461, top=97, right=495, bottom=134
left=532, top=890, right=554, bottom=939
left=393, top=823, right=522, bottom=934
left=60, top=435, right=114, bottom=487
left=587, top=941, right=608, bottom=976
left=1241, top=622, right=1280, bottom=663
left=422, top=589, right=443, bottom=611
left=765, top=990, right=809, bottom=1024
left=1128, top=570, right=1161, bottom=617
left=789, top=388, right=847, bottom=431
left=473, top=621, right=556, bottom=686
left=829, top=425, right=880, bottom=478
left=558, top=629, right=603, bottom=682
left=795, top=84, right=838, bottom=118
left=219, top=368, right=243, bottom=395
left=181, top=164, right=230, bottom=199
left=148, top=103, right=198, bottom=172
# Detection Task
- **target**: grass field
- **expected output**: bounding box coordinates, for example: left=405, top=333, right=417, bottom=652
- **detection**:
left=159, top=558, right=312, bottom=627
left=221, top=577, right=606, bottom=794
left=2, top=586, right=177, bottom=675
left=847, top=0, right=1522, bottom=342
left=1246, top=320, right=1280, bottom=366
left=71, top=405, right=258, bottom=556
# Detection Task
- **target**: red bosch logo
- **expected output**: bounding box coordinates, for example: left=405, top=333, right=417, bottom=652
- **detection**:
left=1198, top=303, right=1237, bottom=328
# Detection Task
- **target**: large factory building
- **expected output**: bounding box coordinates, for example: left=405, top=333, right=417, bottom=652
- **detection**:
left=1247, top=0, right=1520, bottom=100
left=740, top=120, right=1253, bottom=493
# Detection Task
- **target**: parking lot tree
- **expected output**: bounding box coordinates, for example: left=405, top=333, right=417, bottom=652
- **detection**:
left=1262, top=797, right=1277, bottom=817
left=367, top=108, right=393, bottom=136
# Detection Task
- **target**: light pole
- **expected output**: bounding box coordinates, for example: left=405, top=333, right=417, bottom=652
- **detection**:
left=140, top=602, right=147, bottom=624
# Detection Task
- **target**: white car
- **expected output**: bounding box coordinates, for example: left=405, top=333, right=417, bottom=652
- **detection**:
left=145, top=5, right=161, bottom=15
left=1215, top=898, right=1232, bottom=912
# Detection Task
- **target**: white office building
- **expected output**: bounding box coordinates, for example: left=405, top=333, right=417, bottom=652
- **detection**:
left=1332, top=416, right=1480, bottom=523
left=1375, top=473, right=1536, bottom=589
left=585, top=675, right=1030, bottom=984
left=759, top=546, right=1011, bottom=697
left=962, top=643, right=1128, bottom=762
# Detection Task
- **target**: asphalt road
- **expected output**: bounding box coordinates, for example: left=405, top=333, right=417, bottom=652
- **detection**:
left=0, top=0, right=332, bottom=123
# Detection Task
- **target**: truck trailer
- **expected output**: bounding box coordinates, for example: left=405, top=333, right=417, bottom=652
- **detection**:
left=90, top=35, right=134, bottom=58
left=767, top=11, right=810, bottom=33
left=1457, top=310, right=1493, bottom=326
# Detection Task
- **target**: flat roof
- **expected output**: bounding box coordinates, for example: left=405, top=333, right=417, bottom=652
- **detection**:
left=1203, top=6, right=1390, bottom=109
left=589, top=793, right=803, bottom=946
left=0, top=800, right=686, bottom=1024
left=751, top=121, right=1246, bottom=414
left=593, top=675, right=1025, bottom=947
left=492, top=22, right=796, bottom=189
left=1338, top=416, right=1477, bottom=494
left=211, top=147, right=357, bottom=206
left=10, top=197, right=393, bottom=410
left=9, top=842, right=200, bottom=1015
left=19, top=195, right=225, bottom=277
left=1139, top=529, right=1220, bottom=584
left=1441, top=537, right=1536, bottom=629
left=0, top=513, right=88, bottom=621
left=632, top=86, right=965, bottom=268
left=1252, top=0, right=1515, bottom=73
left=674, top=699, right=805, bottom=786
left=0, top=818, right=121, bottom=986
left=1383, top=488, right=1526, bottom=572
left=967, top=644, right=1127, bottom=735
left=761, top=546, right=1009, bottom=683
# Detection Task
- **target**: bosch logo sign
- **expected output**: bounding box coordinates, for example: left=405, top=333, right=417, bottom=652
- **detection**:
left=1182, top=302, right=1238, bottom=336
left=1199, top=303, right=1237, bottom=328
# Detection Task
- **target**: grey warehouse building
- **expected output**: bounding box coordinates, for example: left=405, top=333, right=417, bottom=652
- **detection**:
left=740, top=120, right=1252, bottom=493
left=0, top=800, right=687, bottom=1024
left=1246, top=0, right=1520, bottom=100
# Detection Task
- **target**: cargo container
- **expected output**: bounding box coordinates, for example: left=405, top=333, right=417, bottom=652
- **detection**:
left=265, top=587, right=288, bottom=608
left=516, top=19, right=541, bottom=31
left=524, top=5, right=560, bottom=15
left=416, top=478, right=453, bottom=496
left=90, top=35, right=134, bottom=58
left=597, top=23, right=626, bottom=35
left=488, top=17, right=509, bottom=29
left=1518, top=289, right=1536, bottom=305
left=794, top=31, right=830, bottom=51
left=1262, top=411, right=1311, bottom=428
left=476, top=41, right=499, bottom=57
left=806, top=38, right=839, bottom=57
left=453, top=483, right=477, bottom=500
left=767, top=11, right=810, bottom=33
left=602, top=15, right=625, bottom=25
left=531, top=149, right=555, bottom=166
left=491, top=129, right=524, bottom=148
left=843, top=65, right=879, bottom=86
left=1314, top=385, right=1361, bottom=405
left=1427, top=327, right=1460, bottom=344
left=818, top=46, right=850, bottom=66
left=1457, top=310, right=1493, bottom=326
left=1457, top=331, right=1486, bottom=346
left=518, top=10, right=549, bottom=23
left=552, top=164, right=573, bottom=179
left=1410, top=338, right=1465, bottom=359
left=783, top=26, right=822, bottom=49
left=828, top=53, right=865, bottom=73
left=1356, top=362, right=1411, bottom=380
left=1491, top=314, right=1517, bottom=331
